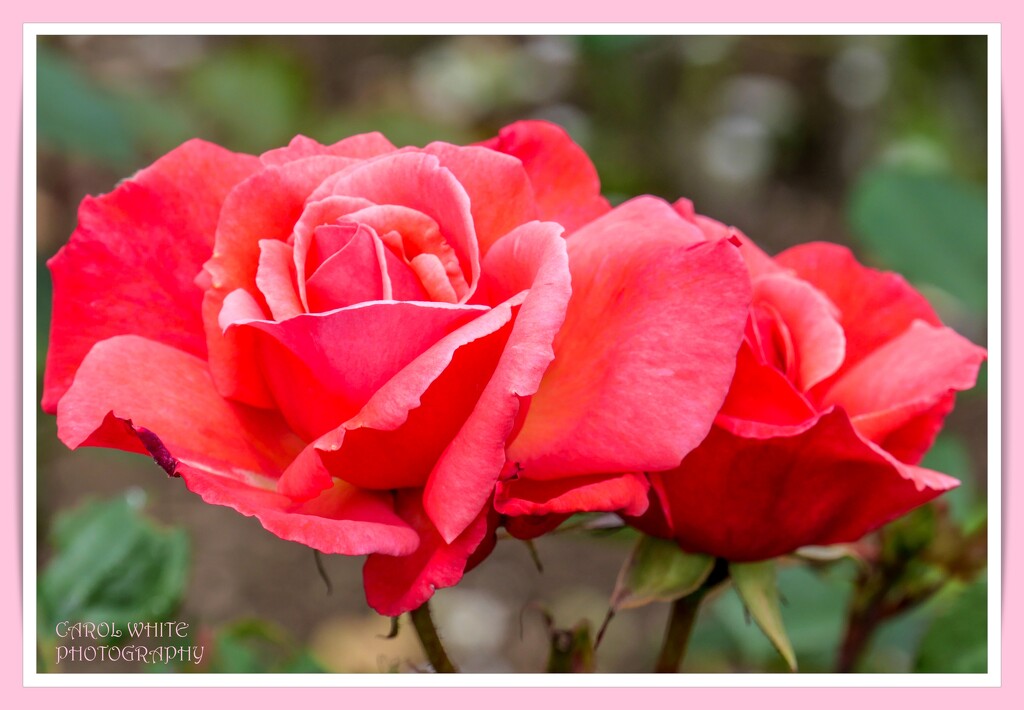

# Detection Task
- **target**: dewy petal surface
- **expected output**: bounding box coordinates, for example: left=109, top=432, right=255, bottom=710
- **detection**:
left=508, top=197, right=751, bottom=479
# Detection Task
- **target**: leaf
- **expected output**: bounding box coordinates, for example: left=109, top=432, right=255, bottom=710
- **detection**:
left=914, top=577, right=987, bottom=673
left=38, top=494, right=189, bottom=637
left=730, top=560, right=797, bottom=671
left=610, top=535, right=714, bottom=612
left=847, top=168, right=987, bottom=315
left=36, top=44, right=137, bottom=167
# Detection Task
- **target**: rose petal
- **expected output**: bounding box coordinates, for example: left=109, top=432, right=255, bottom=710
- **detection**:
left=226, top=301, right=488, bottom=442
left=855, top=392, right=957, bottom=465
left=715, top=340, right=818, bottom=437
left=379, top=239, right=430, bottom=301
left=752, top=272, right=846, bottom=391
left=205, top=156, right=361, bottom=299
left=423, top=221, right=572, bottom=542
left=480, top=120, right=610, bottom=233
left=256, top=240, right=303, bottom=320
left=363, top=491, right=495, bottom=617
left=289, top=195, right=377, bottom=308
left=343, top=205, right=468, bottom=301
left=495, top=472, right=650, bottom=518
left=259, top=132, right=397, bottom=166
left=180, top=469, right=418, bottom=556
left=774, top=242, right=943, bottom=389
left=43, top=140, right=260, bottom=413
left=508, top=197, right=751, bottom=479
left=56, top=335, right=302, bottom=480
left=203, top=155, right=360, bottom=405
left=423, top=142, right=540, bottom=255
left=502, top=514, right=571, bottom=541
left=638, top=410, right=958, bottom=561
left=823, top=320, right=986, bottom=437
left=309, top=151, right=481, bottom=301
left=306, top=223, right=387, bottom=311
left=673, top=199, right=781, bottom=279
left=409, top=253, right=459, bottom=303
left=313, top=302, right=519, bottom=493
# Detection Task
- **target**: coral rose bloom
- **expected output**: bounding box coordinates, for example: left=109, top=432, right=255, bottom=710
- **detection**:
left=43, top=123, right=751, bottom=614
left=632, top=200, right=987, bottom=561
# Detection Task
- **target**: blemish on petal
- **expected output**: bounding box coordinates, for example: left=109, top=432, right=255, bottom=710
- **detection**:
left=136, top=426, right=180, bottom=478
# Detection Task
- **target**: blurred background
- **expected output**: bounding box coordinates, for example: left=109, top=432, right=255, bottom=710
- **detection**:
left=35, top=34, right=989, bottom=674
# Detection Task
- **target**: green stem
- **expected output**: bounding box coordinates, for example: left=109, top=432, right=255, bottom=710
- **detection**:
left=409, top=600, right=458, bottom=673
left=655, top=592, right=704, bottom=673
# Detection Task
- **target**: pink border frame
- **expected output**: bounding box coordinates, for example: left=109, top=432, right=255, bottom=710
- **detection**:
left=5, top=4, right=1019, bottom=706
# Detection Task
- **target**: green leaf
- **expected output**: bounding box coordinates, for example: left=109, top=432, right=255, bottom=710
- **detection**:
left=847, top=168, right=987, bottom=315
left=36, top=44, right=137, bottom=166
left=610, top=536, right=714, bottom=612
left=730, top=560, right=797, bottom=671
left=38, top=494, right=189, bottom=637
left=914, top=577, right=987, bottom=673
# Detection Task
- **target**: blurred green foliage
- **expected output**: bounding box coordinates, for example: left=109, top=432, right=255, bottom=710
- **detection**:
left=185, top=46, right=310, bottom=153
left=38, top=492, right=189, bottom=635
left=848, top=168, right=987, bottom=315
left=688, top=562, right=855, bottom=672
left=915, top=577, right=987, bottom=673
left=205, top=619, right=326, bottom=673
left=37, top=46, right=137, bottom=167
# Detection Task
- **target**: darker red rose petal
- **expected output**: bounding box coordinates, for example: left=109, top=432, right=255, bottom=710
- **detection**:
left=363, top=492, right=494, bottom=617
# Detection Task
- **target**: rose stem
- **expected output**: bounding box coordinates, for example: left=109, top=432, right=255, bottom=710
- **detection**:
left=409, top=600, right=459, bottom=673
left=654, top=558, right=728, bottom=673
left=654, top=593, right=704, bottom=673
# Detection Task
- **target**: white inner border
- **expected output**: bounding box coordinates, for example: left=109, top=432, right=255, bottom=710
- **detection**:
left=22, top=22, right=1003, bottom=689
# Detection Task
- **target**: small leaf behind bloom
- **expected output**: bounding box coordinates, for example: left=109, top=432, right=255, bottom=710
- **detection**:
left=610, top=535, right=714, bottom=612
left=730, top=560, right=797, bottom=671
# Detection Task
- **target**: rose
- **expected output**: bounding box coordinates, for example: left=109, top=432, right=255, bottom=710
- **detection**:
left=630, top=199, right=987, bottom=561
left=43, top=122, right=752, bottom=615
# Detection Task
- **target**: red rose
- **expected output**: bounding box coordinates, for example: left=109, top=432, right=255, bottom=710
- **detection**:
left=43, top=122, right=751, bottom=615
left=631, top=199, right=987, bottom=561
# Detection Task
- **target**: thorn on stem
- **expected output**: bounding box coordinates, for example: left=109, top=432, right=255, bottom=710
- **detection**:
left=380, top=615, right=400, bottom=639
